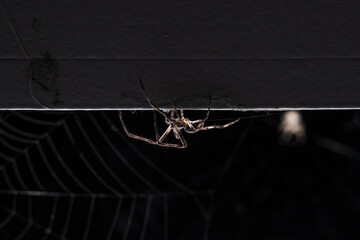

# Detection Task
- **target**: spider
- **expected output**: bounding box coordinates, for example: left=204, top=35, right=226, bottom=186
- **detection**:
left=119, top=78, right=241, bottom=148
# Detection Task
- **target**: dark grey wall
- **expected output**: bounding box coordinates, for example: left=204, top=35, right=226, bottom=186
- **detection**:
left=1, top=0, right=360, bottom=109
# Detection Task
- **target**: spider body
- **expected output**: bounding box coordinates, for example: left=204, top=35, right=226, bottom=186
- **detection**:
left=182, top=119, right=204, bottom=133
left=119, top=78, right=240, bottom=148
left=165, top=116, right=204, bottom=133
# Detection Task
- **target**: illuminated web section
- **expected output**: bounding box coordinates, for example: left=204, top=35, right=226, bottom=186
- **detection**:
left=0, top=111, right=252, bottom=239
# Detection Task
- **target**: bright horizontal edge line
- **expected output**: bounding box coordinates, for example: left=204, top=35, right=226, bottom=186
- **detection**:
left=1, top=107, right=360, bottom=111
left=2, top=57, right=360, bottom=60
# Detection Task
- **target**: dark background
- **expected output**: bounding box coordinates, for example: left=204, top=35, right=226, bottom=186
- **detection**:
left=2, top=0, right=360, bottom=239
left=2, top=0, right=360, bottom=109
left=0, top=110, right=360, bottom=239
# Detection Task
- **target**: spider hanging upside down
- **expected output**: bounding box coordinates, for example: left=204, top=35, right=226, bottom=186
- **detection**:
left=119, top=78, right=241, bottom=148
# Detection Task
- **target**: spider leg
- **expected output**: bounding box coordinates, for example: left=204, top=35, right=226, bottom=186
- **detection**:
left=173, top=126, right=187, bottom=148
left=139, top=78, right=171, bottom=120
left=180, top=109, right=184, bottom=119
left=202, top=96, right=212, bottom=122
left=157, top=142, right=187, bottom=149
left=158, top=126, right=186, bottom=148
left=158, top=125, right=172, bottom=143
left=157, top=125, right=187, bottom=148
left=153, top=111, right=160, bottom=141
left=120, top=111, right=185, bottom=148
left=159, top=125, right=187, bottom=148
left=200, top=118, right=240, bottom=130
left=172, top=103, right=181, bottom=119
left=119, top=111, right=159, bottom=145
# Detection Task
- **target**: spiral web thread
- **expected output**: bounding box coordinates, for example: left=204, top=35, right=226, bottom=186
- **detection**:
left=0, top=111, right=253, bottom=239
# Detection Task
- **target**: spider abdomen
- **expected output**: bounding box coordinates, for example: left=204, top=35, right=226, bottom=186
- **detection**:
left=184, top=120, right=204, bottom=133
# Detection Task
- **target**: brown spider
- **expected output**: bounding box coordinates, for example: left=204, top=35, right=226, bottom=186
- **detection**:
left=119, top=78, right=240, bottom=148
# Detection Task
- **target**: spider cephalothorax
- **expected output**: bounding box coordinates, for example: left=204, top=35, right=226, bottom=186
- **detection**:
left=119, top=78, right=240, bottom=148
left=182, top=119, right=204, bottom=133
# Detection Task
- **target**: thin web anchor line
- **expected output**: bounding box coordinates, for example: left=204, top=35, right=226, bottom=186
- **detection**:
left=205, top=111, right=282, bottom=123
left=0, top=0, right=50, bottom=109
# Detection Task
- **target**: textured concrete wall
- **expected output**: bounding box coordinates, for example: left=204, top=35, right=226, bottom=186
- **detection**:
left=1, top=0, right=360, bottom=109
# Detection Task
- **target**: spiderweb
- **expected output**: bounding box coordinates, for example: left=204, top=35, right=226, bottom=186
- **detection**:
left=0, top=111, right=256, bottom=240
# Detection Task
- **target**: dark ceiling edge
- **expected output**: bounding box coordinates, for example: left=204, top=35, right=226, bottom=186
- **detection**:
left=1, top=108, right=359, bottom=111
